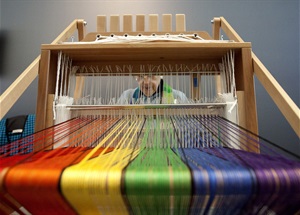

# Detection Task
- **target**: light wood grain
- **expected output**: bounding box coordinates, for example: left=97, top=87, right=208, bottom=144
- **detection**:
left=82, top=31, right=213, bottom=41
left=97, top=15, right=107, bottom=32
left=110, top=15, right=120, bottom=32
left=241, top=48, right=258, bottom=136
left=136, top=14, right=145, bottom=32
left=0, top=56, right=40, bottom=119
left=219, top=17, right=244, bottom=42
left=176, top=14, right=186, bottom=32
left=35, top=50, right=51, bottom=132
left=162, top=14, right=172, bottom=32
left=123, top=14, right=133, bottom=32
left=212, top=17, right=221, bottom=40
left=253, top=53, right=300, bottom=137
left=77, top=20, right=86, bottom=41
left=149, top=14, right=158, bottom=32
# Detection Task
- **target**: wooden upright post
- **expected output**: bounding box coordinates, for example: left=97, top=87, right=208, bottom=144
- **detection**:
left=176, top=14, right=186, bottom=32
left=162, top=14, right=172, bottom=32
left=110, top=15, right=120, bottom=32
left=136, top=14, right=145, bottom=32
left=123, top=15, right=133, bottom=32
left=149, top=14, right=158, bottom=32
left=97, top=15, right=107, bottom=32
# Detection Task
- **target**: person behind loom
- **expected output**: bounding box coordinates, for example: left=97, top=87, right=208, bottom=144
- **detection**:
left=118, top=75, right=188, bottom=104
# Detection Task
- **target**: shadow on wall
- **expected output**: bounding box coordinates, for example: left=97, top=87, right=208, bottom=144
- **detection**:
left=0, top=30, right=8, bottom=77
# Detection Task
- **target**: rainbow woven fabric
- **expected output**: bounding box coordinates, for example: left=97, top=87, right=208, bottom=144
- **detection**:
left=0, top=115, right=299, bottom=215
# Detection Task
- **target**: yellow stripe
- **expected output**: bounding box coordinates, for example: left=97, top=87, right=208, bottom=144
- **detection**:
left=78, top=118, right=128, bottom=164
left=61, top=117, right=143, bottom=214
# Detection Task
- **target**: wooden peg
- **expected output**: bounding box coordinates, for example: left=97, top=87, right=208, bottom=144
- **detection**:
left=97, top=15, right=106, bottom=32
left=110, top=15, right=120, bottom=32
left=212, top=17, right=221, bottom=40
left=149, top=14, right=159, bottom=32
left=176, top=14, right=186, bottom=32
left=136, top=14, right=145, bottom=32
left=77, top=19, right=86, bottom=41
left=123, top=14, right=133, bottom=32
left=162, top=14, right=172, bottom=32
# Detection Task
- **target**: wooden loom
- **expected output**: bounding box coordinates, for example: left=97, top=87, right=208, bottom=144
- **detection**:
left=1, top=14, right=298, bottom=139
left=0, top=14, right=300, bottom=215
left=41, top=16, right=254, bottom=132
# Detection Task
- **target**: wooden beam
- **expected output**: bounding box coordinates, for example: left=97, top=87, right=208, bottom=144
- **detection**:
left=219, top=17, right=244, bottom=42
left=237, top=91, right=246, bottom=129
left=35, top=50, right=51, bottom=132
left=241, top=48, right=258, bottom=136
left=253, top=53, right=300, bottom=137
left=77, top=19, right=86, bottom=41
left=0, top=56, right=40, bottom=119
left=51, top=19, right=79, bottom=44
left=217, top=16, right=300, bottom=138
left=212, top=17, right=221, bottom=40
left=0, top=19, right=81, bottom=120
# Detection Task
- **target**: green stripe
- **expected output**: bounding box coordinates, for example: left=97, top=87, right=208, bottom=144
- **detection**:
left=124, top=117, right=191, bottom=214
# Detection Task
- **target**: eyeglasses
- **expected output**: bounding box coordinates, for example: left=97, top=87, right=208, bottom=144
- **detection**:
left=136, top=75, right=161, bottom=82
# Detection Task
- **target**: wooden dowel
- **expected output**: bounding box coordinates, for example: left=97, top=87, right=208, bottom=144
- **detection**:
left=215, top=74, right=222, bottom=95
left=73, top=76, right=85, bottom=100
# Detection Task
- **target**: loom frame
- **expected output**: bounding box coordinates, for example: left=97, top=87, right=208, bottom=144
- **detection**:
left=0, top=14, right=298, bottom=148
left=35, top=18, right=258, bottom=143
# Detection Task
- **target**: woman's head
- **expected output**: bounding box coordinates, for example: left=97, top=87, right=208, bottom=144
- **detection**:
left=136, top=75, right=161, bottom=97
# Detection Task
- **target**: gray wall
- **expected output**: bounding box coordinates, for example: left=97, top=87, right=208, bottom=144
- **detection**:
left=1, top=0, right=299, bottom=155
